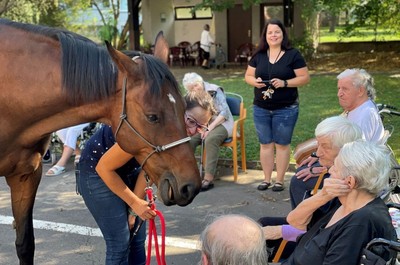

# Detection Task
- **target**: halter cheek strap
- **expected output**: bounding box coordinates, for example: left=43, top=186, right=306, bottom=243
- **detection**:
left=114, top=76, right=191, bottom=169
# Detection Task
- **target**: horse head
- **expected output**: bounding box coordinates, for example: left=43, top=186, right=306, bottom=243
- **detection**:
left=105, top=33, right=201, bottom=206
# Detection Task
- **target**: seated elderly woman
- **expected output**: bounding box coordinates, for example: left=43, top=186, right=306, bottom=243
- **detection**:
left=282, top=140, right=397, bottom=265
left=259, top=115, right=363, bottom=260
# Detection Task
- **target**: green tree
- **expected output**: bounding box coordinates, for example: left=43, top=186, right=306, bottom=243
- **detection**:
left=340, top=0, right=400, bottom=41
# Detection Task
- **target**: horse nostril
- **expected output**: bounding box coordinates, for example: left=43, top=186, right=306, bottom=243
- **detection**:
left=179, top=183, right=197, bottom=201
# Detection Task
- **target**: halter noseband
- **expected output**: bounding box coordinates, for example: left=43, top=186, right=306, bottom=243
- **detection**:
left=114, top=76, right=191, bottom=171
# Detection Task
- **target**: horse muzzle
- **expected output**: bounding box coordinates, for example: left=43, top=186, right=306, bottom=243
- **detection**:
left=157, top=173, right=201, bottom=206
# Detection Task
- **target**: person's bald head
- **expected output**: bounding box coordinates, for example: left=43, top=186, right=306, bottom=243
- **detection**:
left=199, top=214, right=268, bottom=265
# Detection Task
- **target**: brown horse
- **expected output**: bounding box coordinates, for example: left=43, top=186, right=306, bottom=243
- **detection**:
left=0, top=19, right=201, bottom=264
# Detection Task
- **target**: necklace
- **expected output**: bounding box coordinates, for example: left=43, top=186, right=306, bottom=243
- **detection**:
left=262, top=49, right=282, bottom=100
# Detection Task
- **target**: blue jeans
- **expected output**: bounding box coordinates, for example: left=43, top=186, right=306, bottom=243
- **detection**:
left=76, top=165, right=146, bottom=265
left=253, top=104, right=299, bottom=145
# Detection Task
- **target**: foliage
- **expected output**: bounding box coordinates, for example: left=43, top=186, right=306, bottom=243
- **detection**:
left=193, top=0, right=265, bottom=12
left=339, top=0, right=400, bottom=41
left=91, top=0, right=129, bottom=49
left=0, top=0, right=92, bottom=29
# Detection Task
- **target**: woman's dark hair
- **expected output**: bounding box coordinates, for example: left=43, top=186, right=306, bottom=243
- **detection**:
left=252, top=19, right=291, bottom=58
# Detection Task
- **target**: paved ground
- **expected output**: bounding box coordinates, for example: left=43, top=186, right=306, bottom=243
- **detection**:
left=0, top=159, right=294, bottom=265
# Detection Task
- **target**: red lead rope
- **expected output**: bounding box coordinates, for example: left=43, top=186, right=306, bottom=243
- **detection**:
left=145, top=188, right=166, bottom=265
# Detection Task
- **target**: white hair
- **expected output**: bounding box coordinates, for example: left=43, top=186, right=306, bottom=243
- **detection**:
left=315, top=116, right=363, bottom=148
left=337, top=68, right=376, bottom=100
left=182, top=72, right=204, bottom=91
left=335, top=141, right=391, bottom=195
left=199, top=214, right=268, bottom=265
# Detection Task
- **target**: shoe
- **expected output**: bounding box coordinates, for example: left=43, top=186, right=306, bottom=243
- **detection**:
left=201, top=179, right=214, bottom=191
left=272, top=182, right=284, bottom=192
left=42, top=150, right=51, bottom=163
left=257, top=181, right=271, bottom=190
left=45, top=165, right=65, bottom=176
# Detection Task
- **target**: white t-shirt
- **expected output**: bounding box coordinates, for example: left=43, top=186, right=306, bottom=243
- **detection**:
left=200, top=30, right=214, bottom=52
left=347, top=99, right=385, bottom=144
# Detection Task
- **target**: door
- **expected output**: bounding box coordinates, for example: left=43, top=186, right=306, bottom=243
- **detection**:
left=227, top=5, right=252, bottom=62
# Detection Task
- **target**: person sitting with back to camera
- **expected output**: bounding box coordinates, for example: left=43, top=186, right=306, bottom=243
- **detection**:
left=258, top=115, right=363, bottom=261
left=76, top=89, right=215, bottom=265
left=182, top=72, right=234, bottom=191
left=45, top=123, right=90, bottom=176
left=281, top=140, right=397, bottom=265
left=290, top=68, right=385, bottom=208
left=199, top=214, right=268, bottom=265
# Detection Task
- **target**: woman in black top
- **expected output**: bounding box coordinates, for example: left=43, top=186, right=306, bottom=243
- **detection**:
left=245, top=19, right=310, bottom=192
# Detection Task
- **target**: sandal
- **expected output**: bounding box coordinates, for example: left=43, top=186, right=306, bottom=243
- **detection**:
left=45, top=165, right=65, bottom=177
left=272, top=182, right=284, bottom=192
left=201, top=179, right=214, bottom=191
left=257, top=181, right=271, bottom=190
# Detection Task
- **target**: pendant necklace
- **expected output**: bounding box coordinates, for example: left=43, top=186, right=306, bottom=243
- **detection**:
left=262, top=49, right=282, bottom=100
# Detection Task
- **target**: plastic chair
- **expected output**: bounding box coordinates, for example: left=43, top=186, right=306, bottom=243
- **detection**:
left=202, top=92, right=247, bottom=182
left=235, top=43, right=255, bottom=65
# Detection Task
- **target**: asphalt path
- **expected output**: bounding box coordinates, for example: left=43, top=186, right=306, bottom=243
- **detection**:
left=0, top=160, right=293, bottom=265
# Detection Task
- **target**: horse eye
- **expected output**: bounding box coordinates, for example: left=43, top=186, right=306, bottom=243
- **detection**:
left=147, top=114, right=159, bottom=123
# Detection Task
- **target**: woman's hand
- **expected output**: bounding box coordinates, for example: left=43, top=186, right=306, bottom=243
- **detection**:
left=270, top=78, right=286, bottom=88
left=254, top=77, right=267, bottom=89
left=321, top=178, right=351, bottom=198
left=295, top=165, right=327, bottom=182
left=130, top=198, right=157, bottom=221
left=262, top=225, right=283, bottom=240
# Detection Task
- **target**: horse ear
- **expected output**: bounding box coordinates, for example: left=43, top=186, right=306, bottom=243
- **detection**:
left=153, top=31, right=169, bottom=64
left=105, top=40, right=130, bottom=72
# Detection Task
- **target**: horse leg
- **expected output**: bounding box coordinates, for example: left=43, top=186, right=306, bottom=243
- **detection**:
left=5, top=166, right=42, bottom=265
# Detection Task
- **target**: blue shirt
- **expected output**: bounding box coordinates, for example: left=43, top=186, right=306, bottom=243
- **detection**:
left=79, top=125, right=140, bottom=178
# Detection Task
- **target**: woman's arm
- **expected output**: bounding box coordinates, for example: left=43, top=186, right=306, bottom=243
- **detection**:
left=96, top=143, right=156, bottom=220
left=244, top=65, right=266, bottom=89
left=287, top=178, right=350, bottom=230
left=270, top=66, right=310, bottom=89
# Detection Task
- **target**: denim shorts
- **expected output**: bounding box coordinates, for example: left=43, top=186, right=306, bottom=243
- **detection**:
left=253, top=104, right=299, bottom=145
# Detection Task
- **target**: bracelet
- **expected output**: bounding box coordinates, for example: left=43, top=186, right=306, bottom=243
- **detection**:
left=284, top=80, right=288, bottom=87
left=310, top=166, right=318, bottom=174
left=128, top=208, right=138, bottom=217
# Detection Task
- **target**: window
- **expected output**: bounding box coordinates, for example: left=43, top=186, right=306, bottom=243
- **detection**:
left=175, top=6, right=213, bottom=20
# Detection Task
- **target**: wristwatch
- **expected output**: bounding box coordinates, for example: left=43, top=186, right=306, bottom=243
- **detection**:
left=284, top=80, right=288, bottom=87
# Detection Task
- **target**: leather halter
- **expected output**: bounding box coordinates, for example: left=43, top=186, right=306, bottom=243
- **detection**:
left=114, top=76, right=191, bottom=170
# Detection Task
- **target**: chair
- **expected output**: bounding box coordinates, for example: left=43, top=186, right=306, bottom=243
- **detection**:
left=235, top=43, right=255, bottom=65
left=202, top=92, right=247, bottom=182
left=187, top=41, right=201, bottom=66
left=169, top=46, right=184, bottom=67
left=177, top=41, right=192, bottom=66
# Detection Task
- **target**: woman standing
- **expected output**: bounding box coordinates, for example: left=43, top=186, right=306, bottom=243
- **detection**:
left=245, top=19, right=310, bottom=192
left=76, top=90, right=214, bottom=265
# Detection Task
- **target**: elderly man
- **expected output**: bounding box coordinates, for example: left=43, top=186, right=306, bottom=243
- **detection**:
left=258, top=116, right=363, bottom=261
left=290, top=68, right=385, bottom=208
left=199, top=214, right=268, bottom=265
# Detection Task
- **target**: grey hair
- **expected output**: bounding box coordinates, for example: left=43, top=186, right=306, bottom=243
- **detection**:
left=337, top=68, right=376, bottom=100
left=315, top=116, right=363, bottom=148
left=199, top=214, right=268, bottom=265
left=334, top=141, right=391, bottom=195
left=182, top=72, right=204, bottom=91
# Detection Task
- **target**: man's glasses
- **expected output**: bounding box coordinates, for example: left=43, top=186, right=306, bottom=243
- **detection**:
left=185, top=113, right=209, bottom=133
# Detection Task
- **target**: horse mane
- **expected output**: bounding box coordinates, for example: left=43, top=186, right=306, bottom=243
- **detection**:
left=0, top=19, right=181, bottom=105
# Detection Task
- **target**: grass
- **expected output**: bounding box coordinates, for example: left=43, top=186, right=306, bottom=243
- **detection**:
left=319, top=26, right=400, bottom=43
left=209, top=74, right=400, bottom=164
